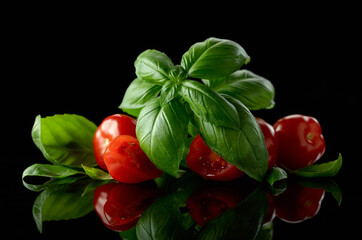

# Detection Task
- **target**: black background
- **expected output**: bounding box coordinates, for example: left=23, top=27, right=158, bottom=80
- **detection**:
left=3, top=3, right=359, bottom=239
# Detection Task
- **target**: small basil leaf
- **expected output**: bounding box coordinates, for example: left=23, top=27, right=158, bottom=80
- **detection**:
left=22, top=164, right=85, bottom=192
left=81, top=165, right=113, bottom=180
left=197, top=96, right=268, bottom=182
left=214, top=70, right=275, bottom=110
left=119, top=78, right=162, bottom=117
left=180, top=80, right=240, bottom=129
left=134, top=49, right=174, bottom=84
left=136, top=98, right=189, bottom=177
left=32, top=114, right=97, bottom=167
left=290, top=153, right=343, bottom=178
left=181, top=37, right=250, bottom=79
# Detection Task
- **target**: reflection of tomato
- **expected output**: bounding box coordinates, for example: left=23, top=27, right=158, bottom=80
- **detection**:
left=186, top=183, right=246, bottom=226
left=255, top=117, right=278, bottom=169
left=104, top=135, right=163, bottom=183
left=273, top=114, right=326, bottom=170
left=275, top=182, right=325, bottom=223
left=93, top=181, right=159, bottom=232
left=186, top=135, right=244, bottom=181
left=93, top=114, right=137, bottom=170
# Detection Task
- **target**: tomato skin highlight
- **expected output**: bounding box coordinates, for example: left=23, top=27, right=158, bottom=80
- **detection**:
left=273, top=114, right=326, bottom=170
left=186, top=135, right=244, bottom=181
left=93, top=181, right=159, bottom=232
left=93, top=114, right=137, bottom=170
left=255, top=117, right=278, bottom=169
left=103, top=135, right=163, bottom=183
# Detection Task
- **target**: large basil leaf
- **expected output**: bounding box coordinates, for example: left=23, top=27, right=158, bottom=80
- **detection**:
left=197, top=96, right=268, bottom=182
left=181, top=37, right=250, bottom=79
left=135, top=49, right=174, bottom=84
left=119, top=78, right=162, bottom=117
left=214, top=70, right=275, bottom=110
left=32, top=114, right=97, bottom=167
left=136, top=98, right=189, bottom=177
left=198, top=186, right=268, bottom=240
left=179, top=80, right=240, bottom=129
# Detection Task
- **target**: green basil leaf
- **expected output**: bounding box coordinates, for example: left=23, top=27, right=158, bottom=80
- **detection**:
left=119, top=78, right=162, bottom=117
left=81, top=165, right=113, bottom=180
left=33, top=180, right=94, bottom=233
left=22, top=164, right=85, bottom=192
left=181, top=37, right=250, bottom=79
left=134, top=49, right=174, bottom=84
left=32, top=114, right=97, bottom=167
left=198, top=186, right=268, bottom=240
left=289, top=153, right=343, bottom=178
left=179, top=80, right=240, bottom=129
left=197, top=96, right=268, bottom=182
left=214, top=70, right=275, bottom=110
left=136, top=98, right=189, bottom=177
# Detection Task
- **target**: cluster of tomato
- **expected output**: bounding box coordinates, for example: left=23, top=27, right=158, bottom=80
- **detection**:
left=93, top=113, right=326, bottom=182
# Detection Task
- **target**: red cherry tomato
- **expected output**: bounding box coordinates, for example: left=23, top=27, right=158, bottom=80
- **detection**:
left=93, top=114, right=137, bottom=170
left=255, top=117, right=278, bottom=169
left=273, top=114, right=326, bottom=170
left=103, top=135, right=163, bottom=183
left=93, top=181, right=159, bottom=232
left=186, top=135, right=244, bottom=181
left=275, top=181, right=325, bottom=223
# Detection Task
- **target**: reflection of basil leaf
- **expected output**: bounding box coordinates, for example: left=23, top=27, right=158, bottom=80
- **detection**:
left=290, top=153, right=343, bottom=178
left=136, top=192, right=189, bottom=240
left=136, top=98, right=188, bottom=177
left=33, top=180, right=94, bottom=233
left=32, top=114, right=97, bottom=167
left=198, top=186, right=268, bottom=240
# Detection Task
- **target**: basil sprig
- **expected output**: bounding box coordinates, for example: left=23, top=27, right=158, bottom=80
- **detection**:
left=120, top=37, right=275, bottom=181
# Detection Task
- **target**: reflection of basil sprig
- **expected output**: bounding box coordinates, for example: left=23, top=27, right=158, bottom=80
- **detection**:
left=120, top=37, right=275, bottom=181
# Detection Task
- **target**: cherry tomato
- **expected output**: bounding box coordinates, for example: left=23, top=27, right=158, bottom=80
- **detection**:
left=275, top=181, right=325, bottom=223
left=255, top=117, right=278, bottom=169
left=93, top=181, right=159, bottom=232
left=186, top=135, right=244, bottom=181
left=103, top=135, right=163, bottom=183
left=93, top=114, right=137, bottom=170
left=273, top=114, right=326, bottom=170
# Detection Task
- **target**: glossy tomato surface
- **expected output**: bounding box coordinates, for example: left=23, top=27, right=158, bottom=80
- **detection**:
left=103, top=135, right=163, bottom=183
left=273, top=114, right=326, bottom=170
left=186, top=135, right=244, bottom=181
left=93, top=114, right=137, bottom=170
left=255, top=117, right=278, bottom=169
left=93, top=181, right=159, bottom=232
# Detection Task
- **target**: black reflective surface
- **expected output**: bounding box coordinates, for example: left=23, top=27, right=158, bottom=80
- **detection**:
left=5, top=5, right=358, bottom=239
